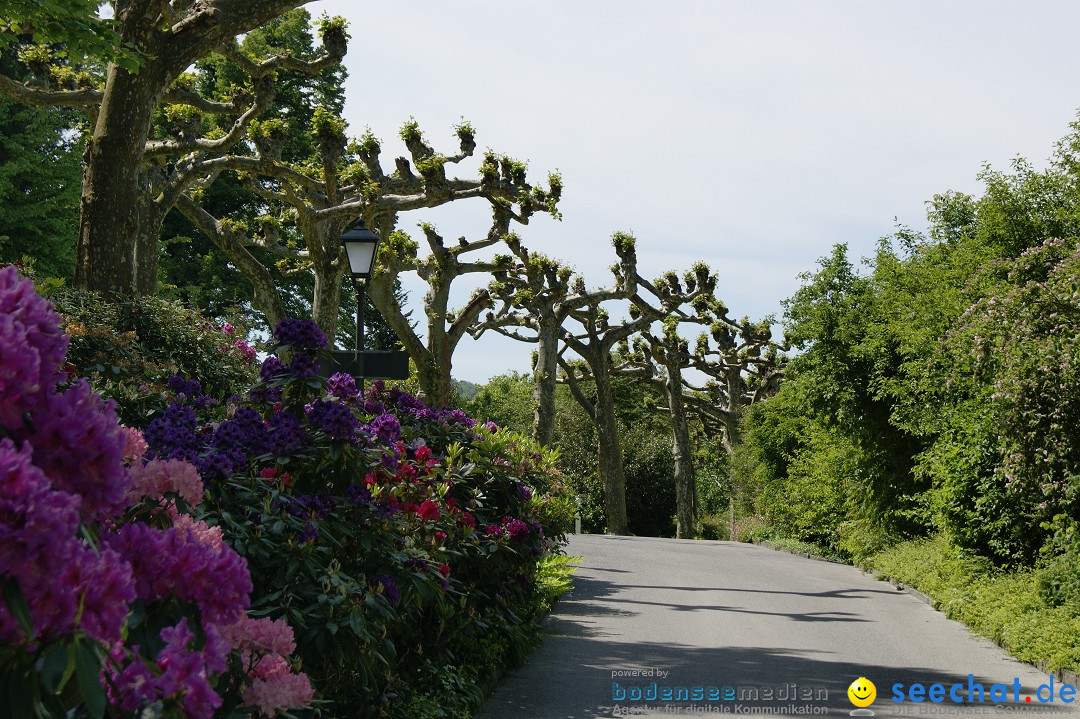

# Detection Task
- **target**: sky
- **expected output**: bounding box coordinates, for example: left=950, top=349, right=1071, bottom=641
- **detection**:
left=310, top=0, right=1080, bottom=384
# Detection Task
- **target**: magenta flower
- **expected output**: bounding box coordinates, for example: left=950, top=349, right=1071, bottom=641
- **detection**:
left=21, top=379, right=130, bottom=520
left=417, top=499, right=440, bottom=521
left=0, top=266, right=68, bottom=429
left=107, top=523, right=252, bottom=626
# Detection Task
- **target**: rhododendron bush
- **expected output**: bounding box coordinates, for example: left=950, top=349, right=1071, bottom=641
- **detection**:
left=43, top=286, right=257, bottom=426
left=143, top=314, right=572, bottom=717
left=0, top=267, right=311, bottom=718
left=1, top=267, right=571, bottom=718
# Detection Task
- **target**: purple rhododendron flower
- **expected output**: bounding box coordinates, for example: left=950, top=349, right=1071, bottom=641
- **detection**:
left=268, top=412, right=306, bottom=454
left=307, top=399, right=357, bottom=441
left=167, top=375, right=202, bottom=397
left=327, top=372, right=358, bottom=400
left=145, top=402, right=200, bottom=458
left=259, top=355, right=287, bottom=381
left=289, top=352, right=320, bottom=379
left=0, top=266, right=68, bottom=428
left=0, top=439, right=82, bottom=641
left=72, top=544, right=137, bottom=643
left=155, top=619, right=225, bottom=719
left=369, top=575, right=400, bottom=606
left=107, top=523, right=252, bottom=626
left=273, top=318, right=327, bottom=351
left=365, top=412, right=401, bottom=445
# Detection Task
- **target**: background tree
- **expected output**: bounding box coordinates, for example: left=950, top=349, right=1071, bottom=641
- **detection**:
left=473, top=231, right=637, bottom=445
left=618, top=265, right=720, bottom=537
left=0, top=0, right=336, bottom=296
left=177, top=111, right=560, bottom=405
left=557, top=261, right=707, bottom=534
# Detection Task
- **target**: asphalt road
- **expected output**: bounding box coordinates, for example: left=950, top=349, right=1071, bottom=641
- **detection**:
left=478, top=534, right=1080, bottom=719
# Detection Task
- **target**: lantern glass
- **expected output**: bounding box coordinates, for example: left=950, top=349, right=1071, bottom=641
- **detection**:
left=341, top=220, right=381, bottom=278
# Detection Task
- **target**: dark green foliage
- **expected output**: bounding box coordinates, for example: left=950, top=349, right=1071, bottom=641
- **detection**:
left=622, top=423, right=676, bottom=537
left=466, top=372, right=682, bottom=536
left=0, top=97, right=81, bottom=279
left=869, top=537, right=1080, bottom=672
left=43, top=288, right=258, bottom=425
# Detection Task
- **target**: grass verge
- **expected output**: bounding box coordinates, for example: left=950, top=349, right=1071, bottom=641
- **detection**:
left=865, top=536, right=1080, bottom=673
left=759, top=537, right=847, bottom=563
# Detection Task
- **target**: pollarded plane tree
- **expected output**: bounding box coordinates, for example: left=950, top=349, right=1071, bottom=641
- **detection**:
left=556, top=262, right=716, bottom=535
left=617, top=265, right=724, bottom=538
left=685, top=318, right=785, bottom=455
left=684, top=317, right=786, bottom=532
left=0, top=0, right=337, bottom=296
left=471, top=232, right=639, bottom=446
left=176, top=112, right=561, bottom=407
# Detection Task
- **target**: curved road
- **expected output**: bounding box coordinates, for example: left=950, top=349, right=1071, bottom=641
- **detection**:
left=479, top=535, right=1079, bottom=718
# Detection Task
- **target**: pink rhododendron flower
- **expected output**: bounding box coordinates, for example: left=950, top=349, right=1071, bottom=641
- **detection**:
left=120, top=426, right=149, bottom=462
left=128, top=458, right=204, bottom=505
left=243, top=654, right=314, bottom=717
left=220, top=615, right=297, bottom=657
left=172, top=513, right=225, bottom=551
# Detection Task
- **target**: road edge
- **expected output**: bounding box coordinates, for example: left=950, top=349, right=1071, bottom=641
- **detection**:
left=754, top=538, right=1080, bottom=688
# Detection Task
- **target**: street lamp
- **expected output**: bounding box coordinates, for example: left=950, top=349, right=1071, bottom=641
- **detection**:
left=341, top=218, right=381, bottom=390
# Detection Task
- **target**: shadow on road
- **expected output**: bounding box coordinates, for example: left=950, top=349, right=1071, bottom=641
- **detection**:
left=481, top=569, right=1071, bottom=719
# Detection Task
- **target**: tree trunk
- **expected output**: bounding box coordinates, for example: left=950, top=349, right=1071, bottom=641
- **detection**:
left=415, top=354, right=452, bottom=409
left=75, top=64, right=161, bottom=296
left=666, top=363, right=696, bottom=538
left=532, top=318, right=559, bottom=446
left=593, top=362, right=628, bottom=535
left=311, top=235, right=345, bottom=341
left=134, top=196, right=167, bottom=294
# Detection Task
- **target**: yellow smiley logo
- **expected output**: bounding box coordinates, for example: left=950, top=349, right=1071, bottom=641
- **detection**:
left=848, top=677, right=876, bottom=708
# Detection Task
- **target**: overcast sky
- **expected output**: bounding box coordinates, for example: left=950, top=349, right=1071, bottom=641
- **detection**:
left=310, top=0, right=1080, bottom=384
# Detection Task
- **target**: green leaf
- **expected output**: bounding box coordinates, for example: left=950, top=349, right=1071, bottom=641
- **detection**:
left=74, top=639, right=105, bottom=719
left=1, top=578, right=34, bottom=637
left=37, top=641, right=70, bottom=693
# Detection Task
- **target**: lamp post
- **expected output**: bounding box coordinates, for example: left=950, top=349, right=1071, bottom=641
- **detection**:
left=340, top=218, right=381, bottom=391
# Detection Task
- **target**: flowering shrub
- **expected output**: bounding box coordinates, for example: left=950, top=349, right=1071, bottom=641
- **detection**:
left=143, top=319, right=572, bottom=717
left=0, top=267, right=310, bottom=718
left=43, top=287, right=257, bottom=425
left=932, top=237, right=1080, bottom=564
